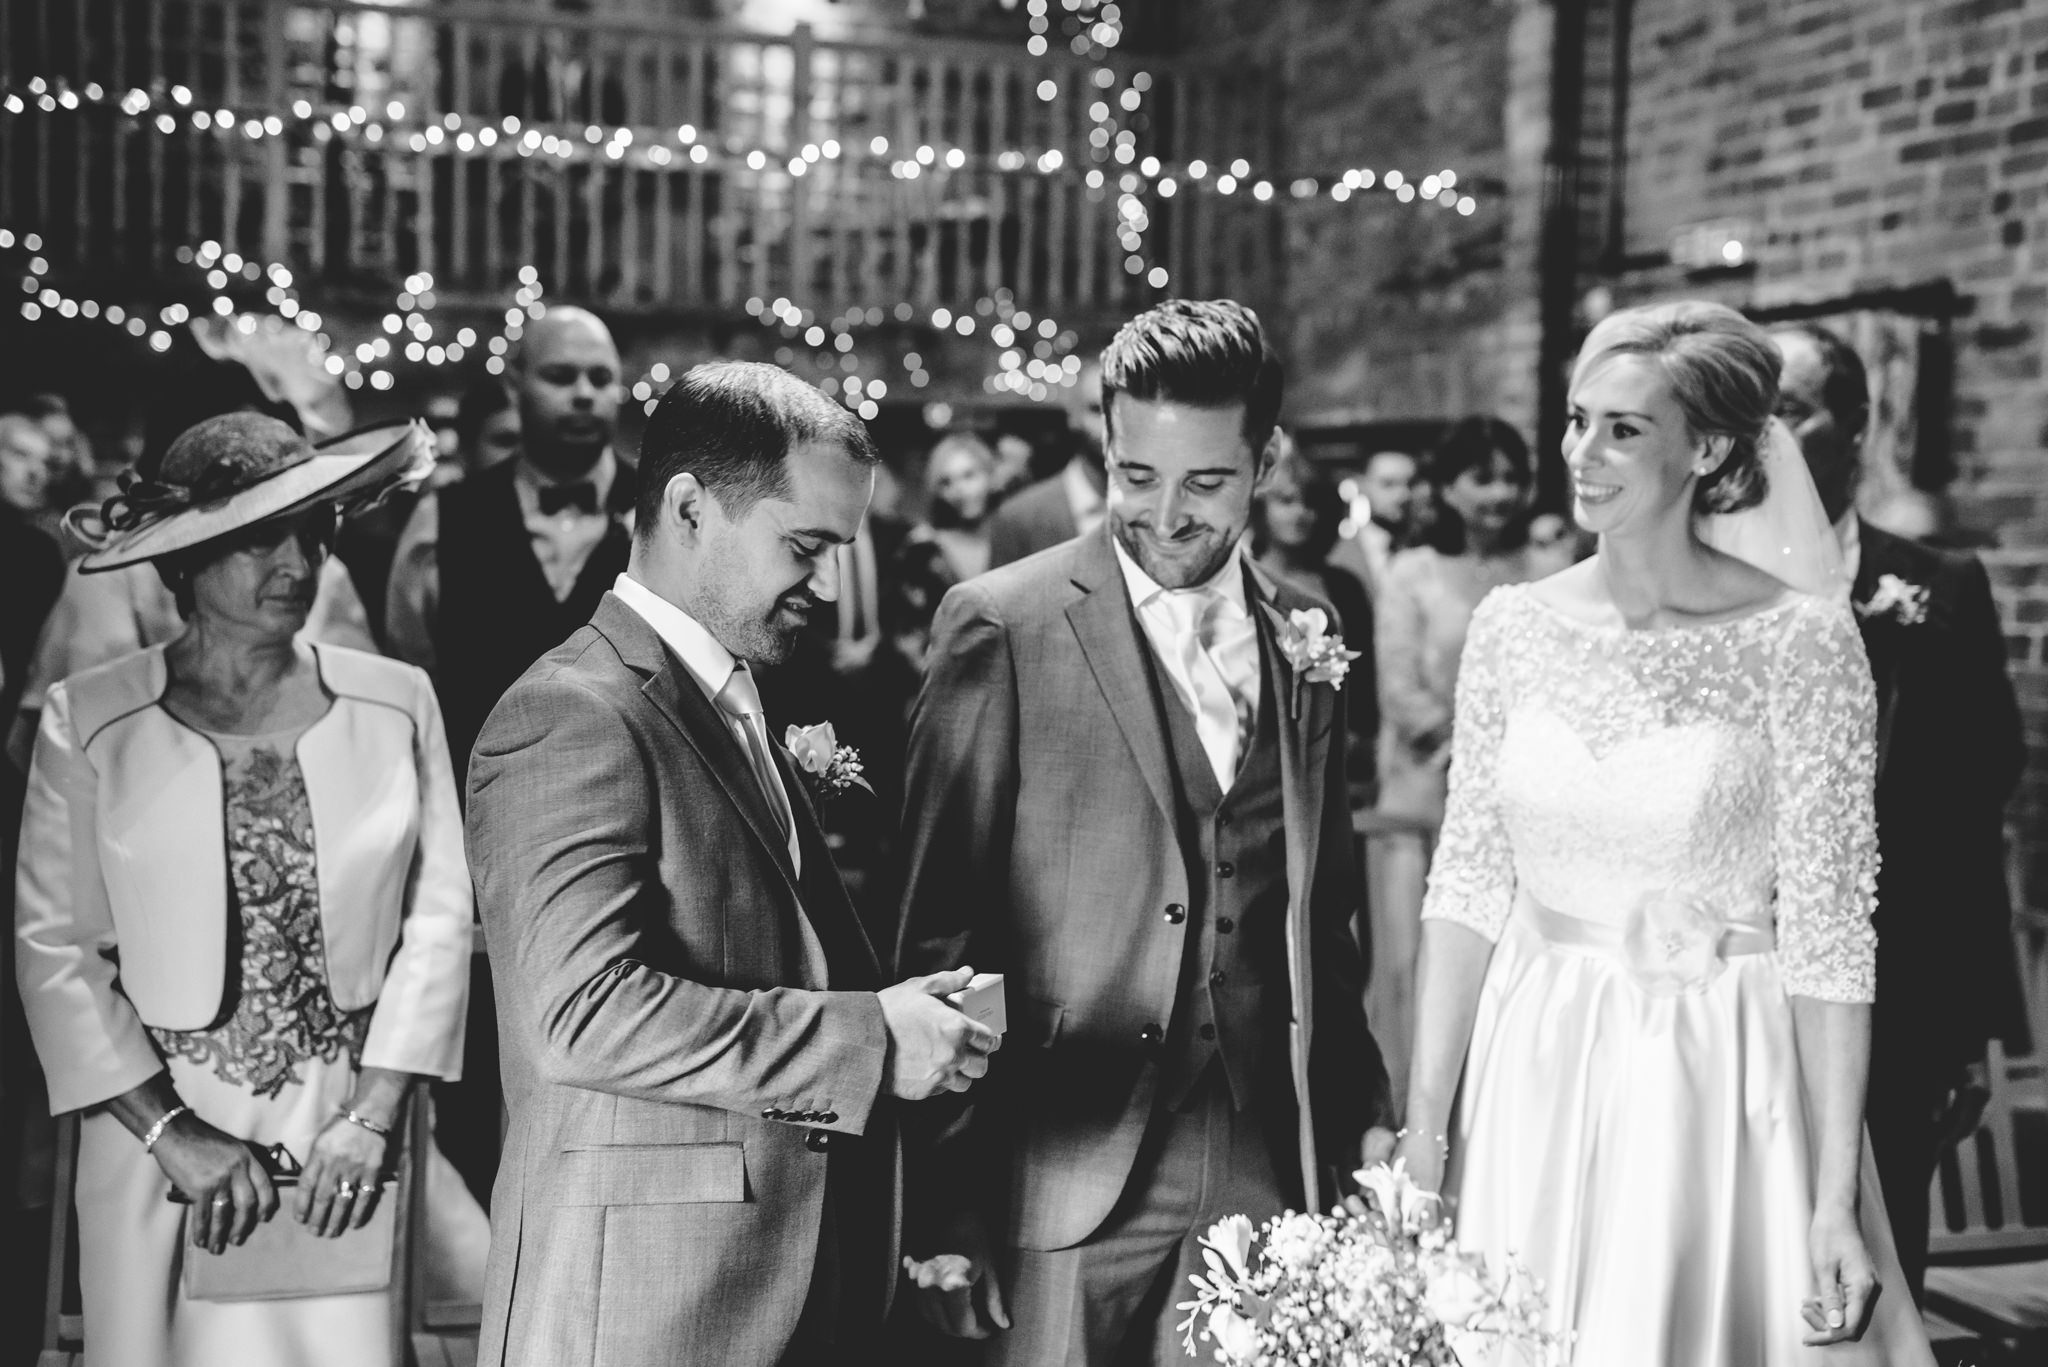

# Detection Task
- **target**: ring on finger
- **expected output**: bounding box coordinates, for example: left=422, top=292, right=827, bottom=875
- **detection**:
left=336, top=1179, right=357, bottom=1198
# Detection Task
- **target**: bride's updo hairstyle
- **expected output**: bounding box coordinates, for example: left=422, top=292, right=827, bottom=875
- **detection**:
left=1572, top=300, right=1779, bottom=516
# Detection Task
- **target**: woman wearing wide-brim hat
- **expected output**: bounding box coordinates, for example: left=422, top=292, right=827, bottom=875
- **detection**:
left=14, top=412, right=473, bottom=1367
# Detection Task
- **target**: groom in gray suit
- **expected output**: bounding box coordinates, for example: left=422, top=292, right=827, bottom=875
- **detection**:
left=898, top=300, right=1394, bottom=1364
left=467, top=361, right=1000, bottom=1367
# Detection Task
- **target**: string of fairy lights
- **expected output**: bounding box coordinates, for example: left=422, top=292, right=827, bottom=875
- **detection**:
left=7, top=228, right=538, bottom=393
left=0, top=76, right=1483, bottom=219
left=3, top=4, right=1485, bottom=409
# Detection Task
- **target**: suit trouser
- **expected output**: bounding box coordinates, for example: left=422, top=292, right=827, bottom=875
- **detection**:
left=987, top=1070, right=1290, bottom=1367
left=1866, top=1057, right=1947, bottom=1304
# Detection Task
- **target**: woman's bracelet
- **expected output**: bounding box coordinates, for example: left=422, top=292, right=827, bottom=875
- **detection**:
left=141, top=1105, right=190, bottom=1153
left=1395, top=1126, right=1451, bottom=1159
left=339, top=1108, right=393, bottom=1139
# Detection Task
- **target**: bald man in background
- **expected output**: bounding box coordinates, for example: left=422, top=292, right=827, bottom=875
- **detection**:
left=386, top=306, right=634, bottom=1204
left=386, top=306, right=636, bottom=783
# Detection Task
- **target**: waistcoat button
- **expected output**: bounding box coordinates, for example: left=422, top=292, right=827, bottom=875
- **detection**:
left=1138, top=1023, right=1165, bottom=1048
left=1217, top=917, right=1236, bottom=934
left=1164, top=903, right=1187, bottom=924
left=1217, top=861, right=1235, bottom=879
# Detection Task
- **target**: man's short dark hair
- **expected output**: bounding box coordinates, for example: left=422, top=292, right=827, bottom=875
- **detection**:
left=636, top=360, right=877, bottom=536
left=1099, top=299, right=1283, bottom=453
left=1773, top=322, right=1870, bottom=438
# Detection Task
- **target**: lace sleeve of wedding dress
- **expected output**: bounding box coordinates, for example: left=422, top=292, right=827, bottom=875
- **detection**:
left=1768, top=598, right=1880, bottom=1003
left=1418, top=588, right=1516, bottom=940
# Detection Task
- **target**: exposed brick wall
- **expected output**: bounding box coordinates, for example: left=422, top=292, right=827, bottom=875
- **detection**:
left=1178, top=0, right=1552, bottom=433
left=1990, top=553, right=2048, bottom=911
left=1581, top=0, right=2048, bottom=911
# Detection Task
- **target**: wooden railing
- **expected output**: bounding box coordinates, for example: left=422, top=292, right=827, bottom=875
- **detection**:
left=0, top=0, right=1280, bottom=321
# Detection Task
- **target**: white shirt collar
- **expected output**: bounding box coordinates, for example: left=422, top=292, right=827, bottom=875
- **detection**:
left=1111, top=534, right=1248, bottom=615
left=611, top=572, right=738, bottom=704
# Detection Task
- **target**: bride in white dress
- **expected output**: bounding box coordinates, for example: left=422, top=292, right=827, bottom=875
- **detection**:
left=1397, top=301, right=1934, bottom=1364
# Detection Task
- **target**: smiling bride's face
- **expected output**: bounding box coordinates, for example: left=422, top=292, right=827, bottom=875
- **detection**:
left=1562, top=354, right=1726, bottom=538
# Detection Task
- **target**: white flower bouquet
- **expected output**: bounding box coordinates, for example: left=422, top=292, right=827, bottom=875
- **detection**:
left=1177, top=1162, right=1564, bottom=1366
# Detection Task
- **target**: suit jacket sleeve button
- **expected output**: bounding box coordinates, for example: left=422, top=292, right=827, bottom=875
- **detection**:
left=1164, top=903, right=1186, bottom=924
left=762, top=1107, right=780, bottom=1120
left=820, top=1111, right=839, bottom=1125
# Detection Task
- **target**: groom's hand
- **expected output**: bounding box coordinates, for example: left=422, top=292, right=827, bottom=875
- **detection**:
left=904, top=1216, right=1010, bottom=1339
left=879, top=967, right=1002, bottom=1101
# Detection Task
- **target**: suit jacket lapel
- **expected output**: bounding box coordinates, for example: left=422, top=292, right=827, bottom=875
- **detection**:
left=1064, top=532, right=1179, bottom=829
left=1852, top=520, right=1905, bottom=782
left=774, top=745, right=884, bottom=989
left=591, top=595, right=800, bottom=894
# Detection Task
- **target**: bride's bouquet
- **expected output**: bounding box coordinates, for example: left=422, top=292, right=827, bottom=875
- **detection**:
left=1176, top=1162, right=1566, bottom=1366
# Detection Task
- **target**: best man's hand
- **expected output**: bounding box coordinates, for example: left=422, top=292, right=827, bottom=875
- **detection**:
left=878, top=967, right=1002, bottom=1100
left=904, top=1215, right=1011, bottom=1341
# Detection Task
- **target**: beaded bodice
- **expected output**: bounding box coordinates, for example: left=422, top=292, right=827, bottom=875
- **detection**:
left=1421, top=584, right=1880, bottom=1003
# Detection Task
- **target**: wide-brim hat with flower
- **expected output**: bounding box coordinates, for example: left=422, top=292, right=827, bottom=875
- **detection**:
left=66, top=412, right=434, bottom=573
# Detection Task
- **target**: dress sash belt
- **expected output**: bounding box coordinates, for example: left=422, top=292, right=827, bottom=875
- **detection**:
left=1517, top=889, right=1776, bottom=958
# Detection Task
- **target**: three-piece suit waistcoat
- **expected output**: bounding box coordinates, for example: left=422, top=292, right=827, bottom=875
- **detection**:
left=434, top=459, right=635, bottom=779
left=1144, top=599, right=1292, bottom=1116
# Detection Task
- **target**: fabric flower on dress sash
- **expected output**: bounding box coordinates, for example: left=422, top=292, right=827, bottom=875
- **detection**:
left=1620, top=890, right=1731, bottom=996
left=783, top=722, right=874, bottom=802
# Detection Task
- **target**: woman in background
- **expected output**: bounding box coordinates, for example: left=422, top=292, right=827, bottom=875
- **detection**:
left=15, top=414, right=470, bottom=1367
left=1367, top=415, right=1543, bottom=1100
left=913, top=431, right=999, bottom=583
left=1252, top=445, right=1377, bottom=765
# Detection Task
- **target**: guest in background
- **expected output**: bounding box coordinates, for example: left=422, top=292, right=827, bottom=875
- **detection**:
left=384, top=306, right=631, bottom=1206
left=1774, top=322, right=2029, bottom=1299
left=1366, top=415, right=1540, bottom=1101
left=991, top=431, right=1037, bottom=501
left=1251, top=445, right=1378, bottom=767
left=913, top=431, right=999, bottom=584
left=22, top=395, right=95, bottom=546
left=987, top=360, right=1106, bottom=567
left=14, top=414, right=471, bottom=1367
left=1331, top=447, right=1417, bottom=597
left=0, top=412, right=56, bottom=521
left=339, top=376, right=521, bottom=650
left=1526, top=509, right=1589, bottom=577
left=385, top=306, right=633, bottom=786
left=455, top=376, right=523, bottom=479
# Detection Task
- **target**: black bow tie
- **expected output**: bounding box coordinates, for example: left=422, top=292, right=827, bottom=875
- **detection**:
left=537, top=481, right=600, bottom=516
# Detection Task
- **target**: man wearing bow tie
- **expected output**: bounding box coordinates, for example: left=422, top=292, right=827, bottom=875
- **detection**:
left=1773, top=322, right=2028, bottom=1300
left=386, top=305, right=638, bottom=788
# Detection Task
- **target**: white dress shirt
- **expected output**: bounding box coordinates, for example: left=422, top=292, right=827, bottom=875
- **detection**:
left=1114, top=540, right=1262, bottom=789
left=611, top=572, right=800, bottom=877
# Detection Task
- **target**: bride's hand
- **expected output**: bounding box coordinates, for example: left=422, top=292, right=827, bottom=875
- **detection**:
left=1389, top=1131, right=1449, bottom=1226
left=1801, top=1205, right=1878, bottom=1345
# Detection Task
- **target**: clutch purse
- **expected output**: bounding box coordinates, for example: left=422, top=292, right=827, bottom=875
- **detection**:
left=171, top=1143, right=399, bottom=1302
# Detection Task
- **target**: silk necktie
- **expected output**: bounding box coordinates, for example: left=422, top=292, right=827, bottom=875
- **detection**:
left=714, top=663, right=801, bottom=875
left=1164, top=587, right=1258, bottom=789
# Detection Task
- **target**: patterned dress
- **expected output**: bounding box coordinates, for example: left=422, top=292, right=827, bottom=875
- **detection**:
left=76, top=721, right=395, bottom=1367
left=1426, top=586, right=1933, bottom=1365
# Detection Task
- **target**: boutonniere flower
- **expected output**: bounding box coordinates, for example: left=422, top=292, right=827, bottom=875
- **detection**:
left=783, top=722, right=874, bottom=801
left=1275, top=608, right=1361, bottom=718
left=1855, top=574, right=1930, bottom=626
